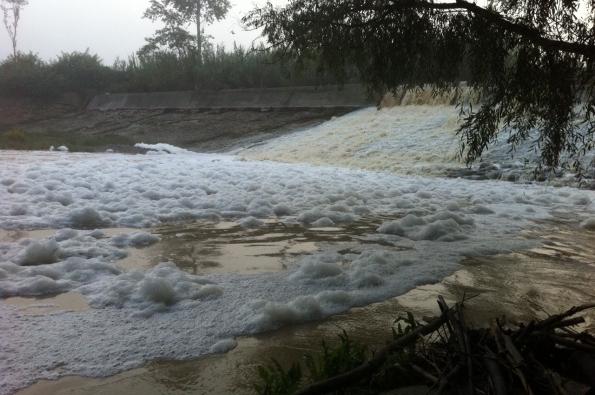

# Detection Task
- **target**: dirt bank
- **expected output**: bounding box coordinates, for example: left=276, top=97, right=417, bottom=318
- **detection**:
left=0, top=100, right=351, bottom=153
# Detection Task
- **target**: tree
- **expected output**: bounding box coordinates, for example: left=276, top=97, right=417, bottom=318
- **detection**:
left=245, top=0, right=595, bottom=175
left=143, top=0, right=231, bottom=65
left=1, top=0, right=28, bottom=57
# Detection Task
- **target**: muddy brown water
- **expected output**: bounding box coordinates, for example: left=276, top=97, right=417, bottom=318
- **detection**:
left=13, top=222, right=595, bottom=395
left=121, top=219, right=392, bottom=274
left=2, top=219, right=391, bottom=315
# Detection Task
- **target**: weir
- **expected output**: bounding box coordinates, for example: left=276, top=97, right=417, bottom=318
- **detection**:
left=87, top=84, right=375, bottom=111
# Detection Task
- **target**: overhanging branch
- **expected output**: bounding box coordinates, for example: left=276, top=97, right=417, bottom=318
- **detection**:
left=393, top=0, right=595, bottom=58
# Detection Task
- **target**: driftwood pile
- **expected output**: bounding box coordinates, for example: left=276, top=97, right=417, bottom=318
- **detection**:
left=295, top=297, right=595, bottom=395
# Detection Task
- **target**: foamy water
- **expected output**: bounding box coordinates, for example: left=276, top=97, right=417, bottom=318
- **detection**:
left=240, top=106, right=594, bottom=185
left=1, top=107, right=595, bottom=394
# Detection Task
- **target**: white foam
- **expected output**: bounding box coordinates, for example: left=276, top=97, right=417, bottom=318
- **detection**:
left=15, top=240, right=60, bottom=266
left=210, top=338, right=238, bottom=354
left=111, top=232, right=160, bottom=248
left=80, top=262, right=217, bottom=313
left=135, top=143, right=191, bottom=154
left=239, top=216, right=264, bottom=229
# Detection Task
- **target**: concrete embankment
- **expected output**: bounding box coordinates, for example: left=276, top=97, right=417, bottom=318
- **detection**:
left=88, top=84, right=374, bottom=111
left=2, top=85, right=371, bottom=153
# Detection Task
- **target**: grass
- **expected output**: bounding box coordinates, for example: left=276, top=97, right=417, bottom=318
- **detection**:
left=0, top=128, right=134, bottom=152
left=254, top=331, right=368, bottom=395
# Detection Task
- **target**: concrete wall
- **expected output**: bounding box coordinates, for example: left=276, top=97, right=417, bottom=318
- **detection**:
left=87, top=84, right=374, bottom=111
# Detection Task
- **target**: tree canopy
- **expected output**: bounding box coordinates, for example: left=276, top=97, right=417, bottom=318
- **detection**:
left=245, top=0, right=595, bottom=175
left=142, top=0, right=231, bottom=62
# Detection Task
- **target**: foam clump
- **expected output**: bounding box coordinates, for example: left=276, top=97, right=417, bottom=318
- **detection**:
left=273, top=204, right=292, bottom=217
left=0, top=257, right=120, bottom=298
left=111, top=232, right=160, bottom=248
left=54, top=229, right=78, bottom=241
left=140, top=277, right=177, bottom=305
left=0, top=230, right=163, bottom=298
left=69, top=207, right=107, bottom=229
left=416, top=219, right=466, bottom=241
left=377, top=211, right=472, bottom=241
left=349, top=250, right=404, bottom=283
left=135, top=143, right=190, bottom=154
left=16, top=240, right=60, bottom=266
left=81, top=262, right=222, bottom=314
left=210, top=338, right=238, bottom=354
left=253, top=290, right=354, bottom=330
left=257, top=296, right=323, bottom=327
left=298, top=209, right=355, bottom=225
left=239, top=216, right=264, bottom=229
left=311, top=217, right=335, bottom=227
left=291, top=259, right=343, bottom=280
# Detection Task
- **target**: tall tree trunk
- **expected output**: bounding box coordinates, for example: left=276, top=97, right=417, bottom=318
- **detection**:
left=11, top=35, right=17, bottom=57
left=196, top=0, right=202, bottom=66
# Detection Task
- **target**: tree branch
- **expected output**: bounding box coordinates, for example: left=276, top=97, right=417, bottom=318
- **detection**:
left=295, top=313, right=448, bottom=395
left=395, top=0, right=595, bottom=58
left=319, top=0, right=594, bottom=58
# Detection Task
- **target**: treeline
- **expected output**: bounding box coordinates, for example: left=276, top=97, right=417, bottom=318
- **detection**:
left=0, top=46, right=353, bottom=100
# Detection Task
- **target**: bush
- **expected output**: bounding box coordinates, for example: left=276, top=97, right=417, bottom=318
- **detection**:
left=0, top=45, right=357, bottom=100
left=0, top=53, right=55, bottom=98
left=50, top=50, right=111, bottom=95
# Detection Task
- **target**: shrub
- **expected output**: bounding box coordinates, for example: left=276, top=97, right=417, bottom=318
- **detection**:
left=50, top=50, right=110, bottom=95
left=0, top=45, right=356, bottom=99
left=0, top=53, right=55, bottom=98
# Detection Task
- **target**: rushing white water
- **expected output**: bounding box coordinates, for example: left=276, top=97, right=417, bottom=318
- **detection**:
left=1, top=106, right=594, bottom=394
left=240, top=105, right=594, bottom=185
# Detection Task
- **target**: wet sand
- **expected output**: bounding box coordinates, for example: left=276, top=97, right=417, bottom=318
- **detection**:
left=16, top=224, right=595, bottom=395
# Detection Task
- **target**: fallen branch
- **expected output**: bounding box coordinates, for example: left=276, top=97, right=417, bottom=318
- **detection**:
left=295, top=312, right=449, bottom=395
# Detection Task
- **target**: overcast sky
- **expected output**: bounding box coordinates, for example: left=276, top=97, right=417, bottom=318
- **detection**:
left=0, top=0, right=287, bottom=64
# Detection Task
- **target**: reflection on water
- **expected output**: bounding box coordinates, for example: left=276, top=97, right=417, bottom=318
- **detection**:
left=18, top=224, right=595, bottom=395
left=397, top=226, right=595, bottom=331
left=120, top=219, right=389, bottom=275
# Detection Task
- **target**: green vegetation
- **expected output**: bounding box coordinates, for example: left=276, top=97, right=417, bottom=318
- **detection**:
left=254, top=331, right=368, bottom=395
left=0, top=51, right=114, bottom=99
left=253, top=300, right=595, bottom=395
left=0, top=46, right=349, bottom=101
left=255, top=361, right=303, bottom=395
left=142, top=0, right=231, bottom=65
left=0, top=128, right=134, bottom=151
left=245, top=0, right=595, bottom=174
